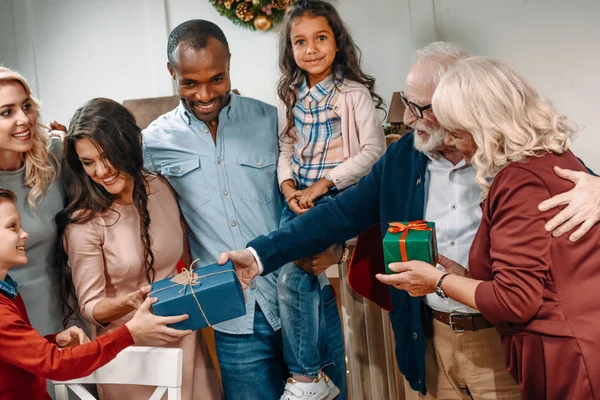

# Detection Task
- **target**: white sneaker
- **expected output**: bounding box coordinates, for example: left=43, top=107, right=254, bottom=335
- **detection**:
left=279, top=372, right=340, bottom=400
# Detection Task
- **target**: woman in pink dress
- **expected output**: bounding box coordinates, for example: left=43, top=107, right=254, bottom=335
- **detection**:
left=53, top=98, right=222, bottom=400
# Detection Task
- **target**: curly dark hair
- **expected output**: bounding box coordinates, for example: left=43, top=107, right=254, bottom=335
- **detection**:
left=52, top=98, right=155, bottom=326
left=277, top=0, right=385, bottom=140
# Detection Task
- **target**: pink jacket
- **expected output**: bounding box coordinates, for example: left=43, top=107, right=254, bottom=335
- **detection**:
left=277, top=79, right=386, bottom=190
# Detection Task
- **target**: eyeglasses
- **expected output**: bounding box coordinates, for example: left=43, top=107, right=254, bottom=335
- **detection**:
left=400, top=91, right=432, bottom=119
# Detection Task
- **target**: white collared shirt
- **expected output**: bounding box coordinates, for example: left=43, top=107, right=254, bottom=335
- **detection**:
left=423, top=154, right=481, bottom=314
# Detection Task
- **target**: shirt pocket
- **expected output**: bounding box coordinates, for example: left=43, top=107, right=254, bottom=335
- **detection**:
left=160, top=157, right=210, bottom=210
left=236, top=152, right=277, bottom=204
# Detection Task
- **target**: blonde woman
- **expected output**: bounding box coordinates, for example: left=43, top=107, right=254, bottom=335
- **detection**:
left=0, top=67, right=65, bottom=337
left=376, top=57, right=600, bottom=399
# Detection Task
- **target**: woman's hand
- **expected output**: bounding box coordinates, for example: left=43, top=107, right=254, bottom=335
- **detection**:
left=55, top=326, right=91, bottom=348
left=93, top=285, right=153, bottom=325
left=438, top=254, right=470, bottom=278
left=121, top=285, right=152, bottom=310
left=297, top=178, right=333, bottom=209
left=376, top=260, right=445, bottom=297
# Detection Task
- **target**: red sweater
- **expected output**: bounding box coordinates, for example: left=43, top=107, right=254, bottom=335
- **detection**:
left=0, top=293, right=134, bottom=400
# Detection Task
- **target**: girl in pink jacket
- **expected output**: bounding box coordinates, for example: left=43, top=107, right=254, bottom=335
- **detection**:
left=275, top=1, right=386, bottom=399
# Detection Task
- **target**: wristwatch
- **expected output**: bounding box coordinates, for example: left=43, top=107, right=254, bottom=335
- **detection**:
left=338, top=243, right=350, bottom=264
left=435, top=273, right=451, bottom=298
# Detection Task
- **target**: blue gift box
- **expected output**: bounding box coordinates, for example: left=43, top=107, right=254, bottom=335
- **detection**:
left=150, top=260, right=246, bottom=331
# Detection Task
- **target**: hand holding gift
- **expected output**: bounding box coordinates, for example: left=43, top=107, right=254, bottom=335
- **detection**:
left=125, top=297, right=192, bottom=346
left=218, top=249, right=260, bottom=289
left=376, top=220, right=441, bottom=297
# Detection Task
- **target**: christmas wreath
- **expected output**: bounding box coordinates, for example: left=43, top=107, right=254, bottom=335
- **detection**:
left=210, top=0, right=295, bottom=31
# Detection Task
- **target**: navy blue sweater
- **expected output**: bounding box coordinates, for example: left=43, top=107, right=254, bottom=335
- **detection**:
left=249, top=133, right=431, bottom=394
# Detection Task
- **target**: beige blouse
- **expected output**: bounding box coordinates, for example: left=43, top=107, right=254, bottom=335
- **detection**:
left=66, top=175, right=221, bottom=400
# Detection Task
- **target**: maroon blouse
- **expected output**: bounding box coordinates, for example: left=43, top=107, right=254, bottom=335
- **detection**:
left=470, top=150, right=600, bottom=399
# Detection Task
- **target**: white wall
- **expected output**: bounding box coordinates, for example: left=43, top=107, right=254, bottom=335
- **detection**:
left=434, top=0, right=600, bottom=171
left=0, top=0, right=416, bottom=125
left=0, top=0, right=19, bottom=71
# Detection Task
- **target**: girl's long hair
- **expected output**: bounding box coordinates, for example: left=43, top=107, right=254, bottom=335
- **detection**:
left=0, top=67, right=59, bottom=208
left=277, top=0, right=385, bottom=140
left=53, top=98, right=155, bottom=326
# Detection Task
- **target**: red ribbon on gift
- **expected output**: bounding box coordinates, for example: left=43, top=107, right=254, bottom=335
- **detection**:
left=388, top=220, right=433, bottom=262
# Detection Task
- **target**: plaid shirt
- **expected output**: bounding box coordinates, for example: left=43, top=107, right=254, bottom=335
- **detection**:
left=292, top=75, right=344, bottom=188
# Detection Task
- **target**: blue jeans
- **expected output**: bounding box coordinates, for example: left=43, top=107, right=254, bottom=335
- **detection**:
left=214, top=285, right=347, bottom=400
left=278, top=196, right=336, bottom=378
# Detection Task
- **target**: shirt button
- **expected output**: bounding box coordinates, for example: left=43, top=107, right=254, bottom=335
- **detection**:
left=250, top=283, right=256, bottom=290
left=177, top=168, right=182, bottom=173
left=413, top=332, right=419, bottom=340
left=416, top=178, right=421, bottom=186
left=451, top=204, right=457, bottom=210
left=203, top=128, right=209, bottom=133
left=223, top=190, right=229, bottom=196
left=257, top=161, right=263, bottom=167
left=217, top=159, right=223, bottom=164
left=231, top=221, right=237, bottom=227
left=450, top=241, right=455, bottom=246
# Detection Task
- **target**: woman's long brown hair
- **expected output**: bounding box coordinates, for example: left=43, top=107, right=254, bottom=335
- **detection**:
left=53, top=98, right=155, bottom=326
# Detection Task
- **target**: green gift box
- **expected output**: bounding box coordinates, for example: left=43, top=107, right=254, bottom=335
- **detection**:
left=383, top=221, right=438, bottom=274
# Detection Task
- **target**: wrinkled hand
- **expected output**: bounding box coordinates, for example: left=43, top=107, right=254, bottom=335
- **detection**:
left=438, top=254, right=470, bottom=278
left=294, top=244, right=343, bottom=276
left=297, top=178, right=332, bottom=209
left=125, top=297, right=191, bottom=346
left=55, top=326, right=90, bottom=348
left=376, top=260, right=444, bottom=297
left=218, top=249, right=260, bottom=290
left=122, top=285, right=152, bottom=311
left=538, top=166, right=600, bottom=241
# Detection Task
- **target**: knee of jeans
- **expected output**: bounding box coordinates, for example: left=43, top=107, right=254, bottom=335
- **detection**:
left=277, top=264, right=318, bottom=294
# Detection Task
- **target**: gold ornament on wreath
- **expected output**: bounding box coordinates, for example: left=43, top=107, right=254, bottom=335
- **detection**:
left=210, top=0, right=295, bottom=31
left=271, top=0, right=292, bottom=10
left=235, top=2, right=254, bottom=22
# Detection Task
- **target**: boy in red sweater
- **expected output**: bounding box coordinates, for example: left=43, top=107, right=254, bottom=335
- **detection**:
left=0, top=189, right=192, bottom=400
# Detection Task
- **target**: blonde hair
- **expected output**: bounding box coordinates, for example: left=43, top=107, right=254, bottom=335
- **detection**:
left=0, top=67, right=59, bottom=207
left=413, top=41, right=470, bottom=84
left=432, top=56, right=576, bottom=197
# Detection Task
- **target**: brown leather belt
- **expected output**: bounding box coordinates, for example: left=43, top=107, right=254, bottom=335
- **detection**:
left=430, top=308, right=494, bottom=332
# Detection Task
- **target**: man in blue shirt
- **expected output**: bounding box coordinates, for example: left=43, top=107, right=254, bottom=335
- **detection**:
left=142, top=20, right=346, bottom=400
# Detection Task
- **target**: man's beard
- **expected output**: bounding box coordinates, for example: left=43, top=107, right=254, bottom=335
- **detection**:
left=412, top=121, right=446, bottom=153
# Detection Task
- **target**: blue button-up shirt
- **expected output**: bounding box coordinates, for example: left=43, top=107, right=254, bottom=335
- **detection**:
left=0, top=275, right=18, bottom=299
left=142, top=94, right=284, bottom=334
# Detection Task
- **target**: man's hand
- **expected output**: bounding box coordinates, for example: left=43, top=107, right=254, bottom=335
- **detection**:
left=55, top=326, right=90, bottom=348
left=538, top=166, right=600, bottom=241
left=298, top=178, right=332, bottom=209
left=218, top=249, right=260, bottom=290
left=376, top=260, right=444, bottom=297
left=294, top=244, right=343, bottom=276
left=125, top=297, right=192, bottom=346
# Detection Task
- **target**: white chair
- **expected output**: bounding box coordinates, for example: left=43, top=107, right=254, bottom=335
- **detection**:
left=53, top=346, right=183, bottom=400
